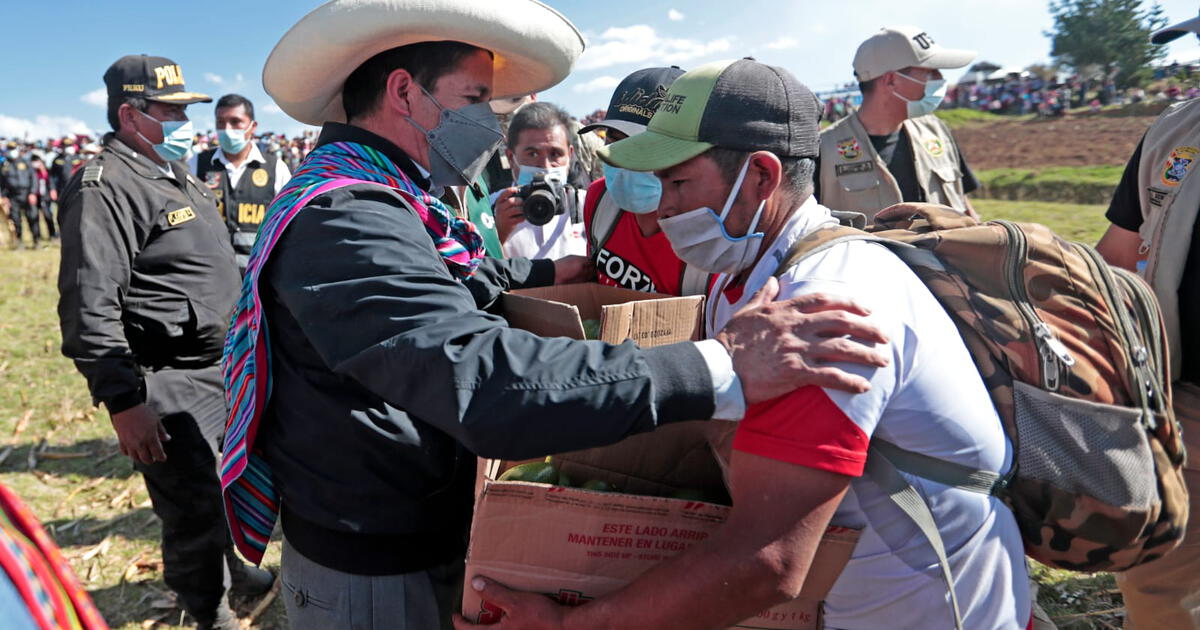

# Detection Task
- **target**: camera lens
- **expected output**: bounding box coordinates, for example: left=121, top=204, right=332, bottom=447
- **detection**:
left=523, top=189, right=558, bottom=226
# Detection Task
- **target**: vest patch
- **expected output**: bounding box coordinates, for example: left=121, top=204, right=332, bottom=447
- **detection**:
left=1148, top=187, right=1170, bottom=207
left=924, top=138, right=946, bottom=157
left=251, top=168, right=269, bottom=188
left=237, top=202, right=266, bottom=225
left=836, top=161, right=875, bottom=176
left=1161, top=146, right=1198, bottom=188
left=205, top=171, right=223, bottom=189
left=167, top=207, right=196, bottom=226
left=836, top=138, right=861, bottom=160
left=81, top=165, right=103, bottom=184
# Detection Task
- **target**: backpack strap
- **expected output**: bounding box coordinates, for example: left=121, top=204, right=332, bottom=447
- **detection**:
left=588, top=189, right=622, bottom=263
left=679, top=265, right=710, bottom=297
left=772, top=216, right=1006, bottom=630
left=773, top=225, right=880, bottom=278
left=865, top=444, right=966, bottom=630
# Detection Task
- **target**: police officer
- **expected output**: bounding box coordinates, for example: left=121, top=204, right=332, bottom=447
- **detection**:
left=192, top=94, right=291, bottom=274
left=50, top=137, right=86, bottom=202
left=816, top=26, right=981, bottom=222
left=56, top=55, right=271, bottom=630
left=1, top=142, right=38, bottom=249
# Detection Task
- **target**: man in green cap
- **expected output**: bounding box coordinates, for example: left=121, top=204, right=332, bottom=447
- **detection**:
left=458, top=57, right=1029, bottom=630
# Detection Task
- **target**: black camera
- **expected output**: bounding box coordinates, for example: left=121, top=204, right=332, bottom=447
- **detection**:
left=517, top=173, right=566, bottom=226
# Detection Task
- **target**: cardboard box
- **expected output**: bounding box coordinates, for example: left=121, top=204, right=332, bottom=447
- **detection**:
left=461, top=288, right=860, bottom=628
left=462, top=433, right=861, bottom=629
left=500, top=283, right=705, bottom=346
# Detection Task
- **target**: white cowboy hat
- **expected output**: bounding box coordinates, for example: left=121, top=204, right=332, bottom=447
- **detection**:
left=263, top=0, right=585, bottom=126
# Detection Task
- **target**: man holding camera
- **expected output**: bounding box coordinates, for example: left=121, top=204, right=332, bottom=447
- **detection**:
left=491, top=101, right=586, bottom=260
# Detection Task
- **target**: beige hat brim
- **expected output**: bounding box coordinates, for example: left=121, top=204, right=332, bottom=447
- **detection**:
left=919, top=47, right=976, bottom=71
left=263, top=0, right=585, bottom=126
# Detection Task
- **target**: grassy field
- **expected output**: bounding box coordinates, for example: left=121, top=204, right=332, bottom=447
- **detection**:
left=975, top=166, right=1125, bottom=206
left=0, top=198, right=1120, bottom=628
left=0, top=243, right=287, bottom=629
left=973, top=198, right=1111, bottom=243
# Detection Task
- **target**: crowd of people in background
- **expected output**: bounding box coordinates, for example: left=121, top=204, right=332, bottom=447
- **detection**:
left=943, top=59, right=1200, bottom=116
left=0, top=130, right=323, bottom=250
left=5, top=55, right=1200, bottom=254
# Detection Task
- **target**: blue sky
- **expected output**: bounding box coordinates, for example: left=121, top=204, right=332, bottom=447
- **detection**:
left=2, top=0, right=1199, bottom=139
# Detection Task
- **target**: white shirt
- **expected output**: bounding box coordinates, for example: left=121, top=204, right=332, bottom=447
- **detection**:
left=709, top=197, right=1030, bottom=630
left=191, top=143, right=291, bottom=195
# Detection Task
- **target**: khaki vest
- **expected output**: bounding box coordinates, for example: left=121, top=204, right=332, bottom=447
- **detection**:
left=818, top=112, right=967, bottom=221
left=1136, top=99, right=1200, bottom=380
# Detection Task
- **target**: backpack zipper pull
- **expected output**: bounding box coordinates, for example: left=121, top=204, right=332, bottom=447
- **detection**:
left=1034, top=323, right=1073, bottom=391
left=1034, top=323, right=1075, bottom=365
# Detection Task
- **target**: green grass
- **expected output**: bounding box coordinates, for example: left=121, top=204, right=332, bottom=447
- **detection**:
left=976, top=165, right=1124, bottom=206
left=974, top=198, right=1111, bottom=244
left=0, top=241, right=286, bottom=629
left=0, top=222, right=1122, bottom=628
left=934, top=108, right=1012, bottom=128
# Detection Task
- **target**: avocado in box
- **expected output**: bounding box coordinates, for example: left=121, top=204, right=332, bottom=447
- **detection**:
left=463, top=284, right=860, bottom=629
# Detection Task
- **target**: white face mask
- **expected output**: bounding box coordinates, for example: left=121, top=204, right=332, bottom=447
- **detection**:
left=658, top=156, right=766, bottom=275
left=514, top=163, right=569, bottom=187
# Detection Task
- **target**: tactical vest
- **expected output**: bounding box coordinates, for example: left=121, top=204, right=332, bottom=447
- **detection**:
left=196, top=148, right=278, bottom=272
left=588, top=187, right=709, bottom=296
left=1136, top=99, right=1200, bottom=381
left=818, top=112, right=967, bottom=221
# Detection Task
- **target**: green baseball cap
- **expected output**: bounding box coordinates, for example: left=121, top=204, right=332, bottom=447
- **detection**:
left=598, top=57, right=821, bottom=172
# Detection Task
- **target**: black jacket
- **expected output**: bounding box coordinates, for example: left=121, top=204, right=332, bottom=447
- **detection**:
left=261, top=123, right=717, bottom=574
left=57, top=134, right=240, bottom=413
left=1, top=157, right=34, bottom=195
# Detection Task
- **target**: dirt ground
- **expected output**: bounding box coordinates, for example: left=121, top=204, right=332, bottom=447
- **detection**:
left=955, top=112, right=1159, bottom=171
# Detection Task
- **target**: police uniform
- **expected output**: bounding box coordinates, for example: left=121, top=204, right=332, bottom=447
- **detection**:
left=56, top=55, right=255, bottom=630
left=195, top=145, right=288, bottom=273
left=50, top=148, right=86, bottom=195
left=2, top=154, right=38, bottom=247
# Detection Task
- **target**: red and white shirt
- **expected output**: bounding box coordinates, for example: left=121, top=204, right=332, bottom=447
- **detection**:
left=709, top=197, right=1030, bottom=630
left=584, top=179, right=694, bottom=296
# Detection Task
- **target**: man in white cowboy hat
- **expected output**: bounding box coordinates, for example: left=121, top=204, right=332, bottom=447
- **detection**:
left=223, top=2, right=892, bottom=628
left=816, top=26, right=981, bottom=221
left=1097, top=9, right=1200, bottom=629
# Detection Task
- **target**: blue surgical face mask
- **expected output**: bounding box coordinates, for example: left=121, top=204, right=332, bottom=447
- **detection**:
left=894, top=72, right=947, bottom=118
left=136, top=109, right=195, bottom=162
left=218, top=127, right=251, bottom=155
left=602, top=163, right=662, bottom=214
left=515, top=163, right=569, bottom=187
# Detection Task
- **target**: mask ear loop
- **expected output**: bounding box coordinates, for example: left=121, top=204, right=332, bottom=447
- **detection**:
left=717, top=156, right=753, bottom=222
left=716, top=156, right=768, bottom=241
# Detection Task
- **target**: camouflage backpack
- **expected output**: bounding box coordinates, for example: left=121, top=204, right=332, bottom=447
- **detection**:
left=778, top=203, right=1187, bottom=628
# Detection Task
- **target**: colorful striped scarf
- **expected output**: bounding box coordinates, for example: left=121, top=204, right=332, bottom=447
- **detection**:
left=219, top=140, right=485, bottom=563
left=0, top=483, right=109, bottom=630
